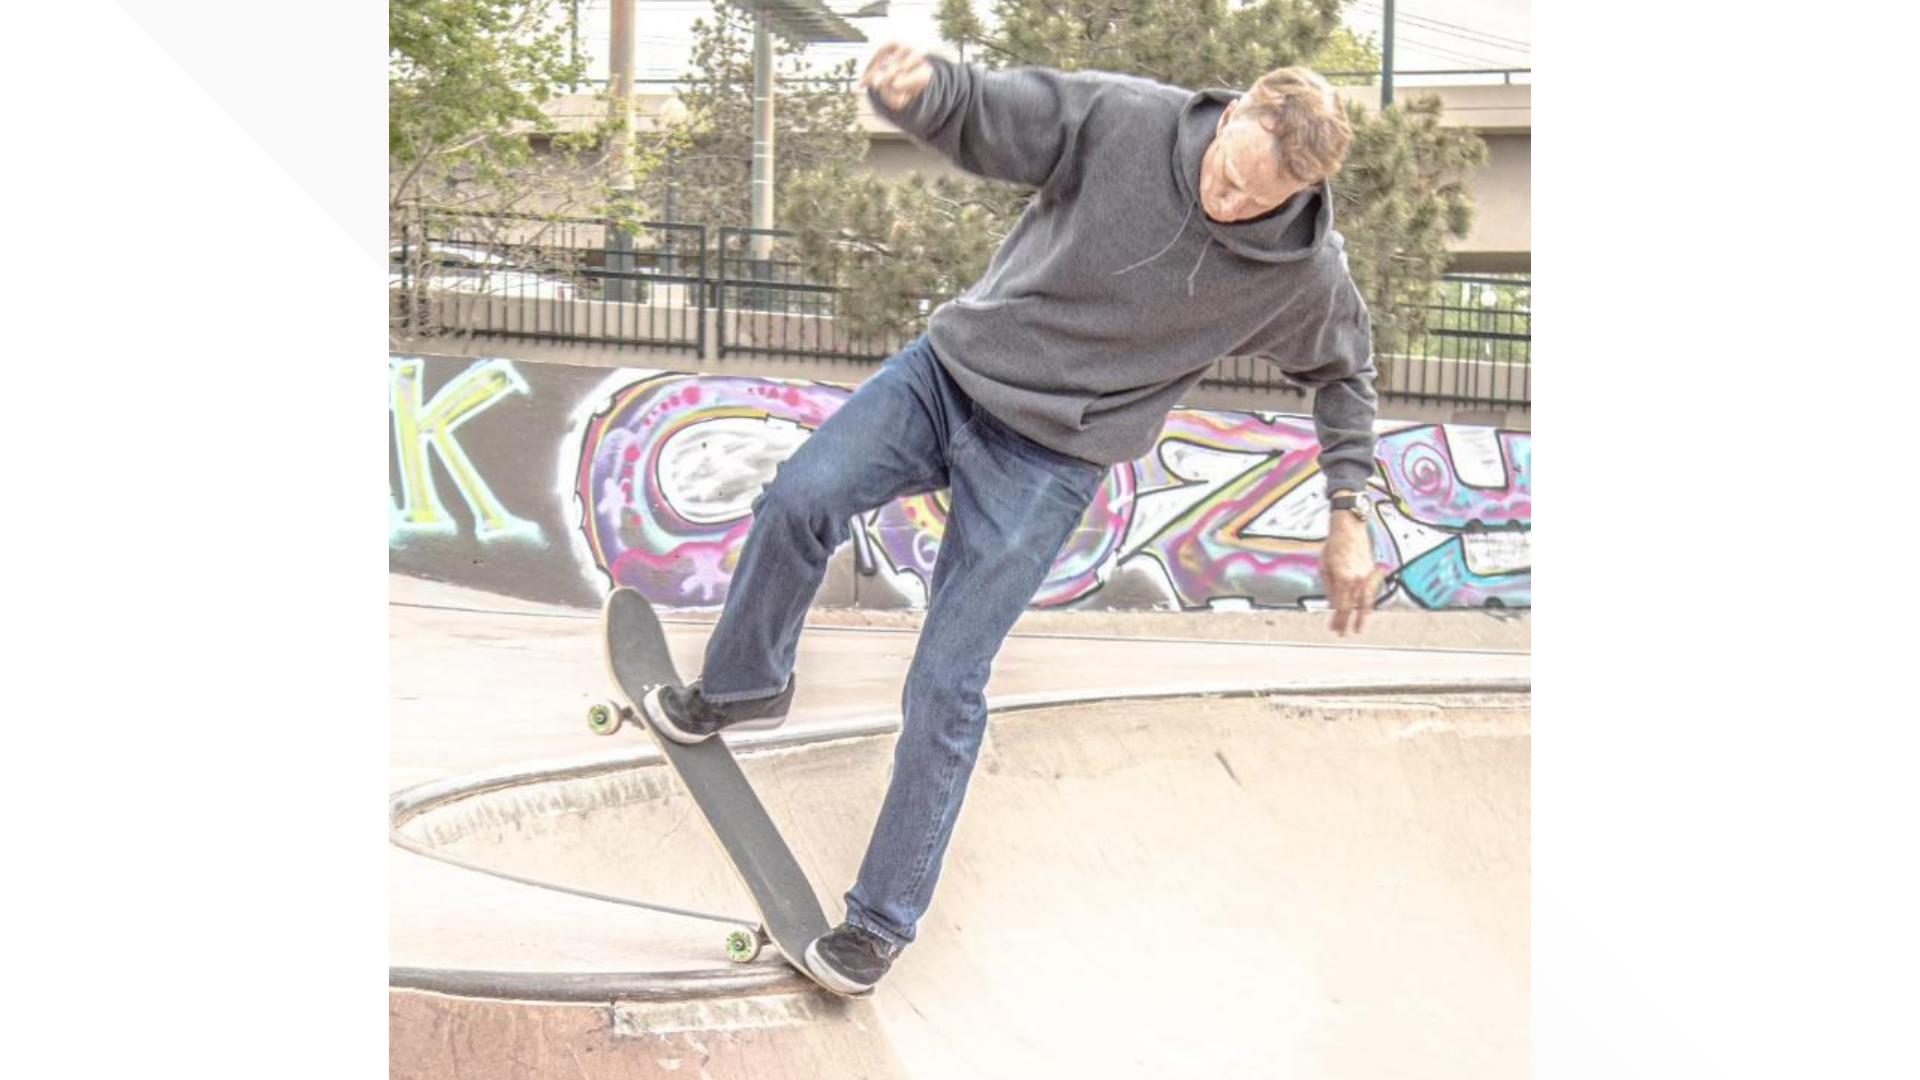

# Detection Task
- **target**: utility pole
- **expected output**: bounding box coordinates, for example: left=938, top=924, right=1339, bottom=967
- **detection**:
left=749, top=14, right=776, bottom=279
left=727, top=2, right=878, bottom=307
left=1382, top=0, right=1396, bottom=108
left=607, top=0, right=637, bottom=302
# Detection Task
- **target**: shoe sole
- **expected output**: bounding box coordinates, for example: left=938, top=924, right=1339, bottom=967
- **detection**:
left=804, top=939, right=878, bottom=998
left=642, top=686, right=787, bottom=746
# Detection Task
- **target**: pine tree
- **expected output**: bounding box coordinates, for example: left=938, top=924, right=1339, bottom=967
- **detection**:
left=781, top=167, right=1026, bottom=341
left=958, top=0, right=1354, bottom=83
left=1334, top=95, right=1483, bottom=357
left=936, top=0, right=986, bottom=63
left=645, top=2, right=868, bottom=228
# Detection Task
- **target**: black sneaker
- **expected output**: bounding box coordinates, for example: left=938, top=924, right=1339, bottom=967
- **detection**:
left=641, top=677, right=795, bottom=745
left=804, top=923, right=901, bottom=997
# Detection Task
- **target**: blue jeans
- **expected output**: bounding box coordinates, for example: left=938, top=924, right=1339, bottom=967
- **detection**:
left=699, top=335, right=1107, bottom=948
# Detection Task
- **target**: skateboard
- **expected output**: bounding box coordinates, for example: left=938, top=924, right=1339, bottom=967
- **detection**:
left=588, top=587, right=849, bottom=992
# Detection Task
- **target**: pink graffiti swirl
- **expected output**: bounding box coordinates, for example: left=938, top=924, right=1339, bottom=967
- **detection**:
left=1400, top=442, right=1453, bottom=499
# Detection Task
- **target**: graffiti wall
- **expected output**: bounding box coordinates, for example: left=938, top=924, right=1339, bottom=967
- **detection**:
left=387, top=356, right=611, bottom=604
left=390, top=355, right=1531, bottom=611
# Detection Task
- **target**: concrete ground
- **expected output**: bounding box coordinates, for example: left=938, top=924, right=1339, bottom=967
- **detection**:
left=389, top=574, right=1531, bottom=1078
left=389, top=574, right=1528, bottom=791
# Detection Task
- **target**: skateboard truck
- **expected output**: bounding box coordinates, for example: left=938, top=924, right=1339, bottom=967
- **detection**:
left=584, top=695, right=775, bottom=964
left=585, top=698, right=633, bottom=737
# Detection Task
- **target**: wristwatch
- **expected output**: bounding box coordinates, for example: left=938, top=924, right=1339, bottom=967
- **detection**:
left=1329, top=490, right=1372, bottom=523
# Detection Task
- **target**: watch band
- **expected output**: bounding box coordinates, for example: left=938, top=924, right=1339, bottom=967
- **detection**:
left=1329, top=491, right=1371, bottom=519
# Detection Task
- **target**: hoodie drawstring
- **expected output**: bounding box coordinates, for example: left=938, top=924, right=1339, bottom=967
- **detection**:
left=1110, top=199, right=1212, bottom=298
left=1184, top=242, right=1208, bottom=297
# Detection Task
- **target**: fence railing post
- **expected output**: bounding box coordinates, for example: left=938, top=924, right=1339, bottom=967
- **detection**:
left=696, top=224, right=711, bottom=362
left=716, top=226, right=730, bottom=360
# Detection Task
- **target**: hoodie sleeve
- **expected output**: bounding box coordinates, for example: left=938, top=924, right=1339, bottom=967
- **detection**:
left=867, top=57, right=1090, bottom=191
left=1260, top=283, right=1381, bottom=495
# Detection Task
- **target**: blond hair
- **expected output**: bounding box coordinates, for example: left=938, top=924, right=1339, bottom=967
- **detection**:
left=1236, top=67, right=1353, bottom=184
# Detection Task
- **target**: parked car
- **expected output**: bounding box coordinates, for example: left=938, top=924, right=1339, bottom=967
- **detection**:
left=388, top=241, right=577, bottom=302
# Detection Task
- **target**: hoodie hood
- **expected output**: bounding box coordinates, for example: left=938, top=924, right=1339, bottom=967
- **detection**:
left=1174, top=89, right=1332, bottom=265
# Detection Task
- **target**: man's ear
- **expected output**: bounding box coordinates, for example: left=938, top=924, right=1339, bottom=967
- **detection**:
left=1216, top=98, right=1235, bottom=132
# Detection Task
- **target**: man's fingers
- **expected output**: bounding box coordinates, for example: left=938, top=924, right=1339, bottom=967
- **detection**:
left=863, top=43, right=912, bottom=90
left=863, top=44, right=928, bottom=106
left=1351, top=572, right=1382, bottom=635
left=1329, top=571, right=1372, bottom=637
left=859, top=43, right=899, bottom=88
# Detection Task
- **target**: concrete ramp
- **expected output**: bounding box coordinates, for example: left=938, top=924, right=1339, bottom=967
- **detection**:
left=393, top=689, right=1528, bottom=1078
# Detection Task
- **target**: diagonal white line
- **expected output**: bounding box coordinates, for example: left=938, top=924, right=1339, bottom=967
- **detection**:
left=110, top=0, right=384, bottom=261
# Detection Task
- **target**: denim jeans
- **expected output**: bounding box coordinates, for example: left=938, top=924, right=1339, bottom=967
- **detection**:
left=698, top=335, right=1107, bottom=948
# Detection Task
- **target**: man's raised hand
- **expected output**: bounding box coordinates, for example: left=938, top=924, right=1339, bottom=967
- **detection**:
left=860, top=42, right=933, bottom=111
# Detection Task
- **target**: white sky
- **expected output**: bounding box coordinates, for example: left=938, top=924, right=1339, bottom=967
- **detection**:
left=578, top=1, right=1531, bottom=84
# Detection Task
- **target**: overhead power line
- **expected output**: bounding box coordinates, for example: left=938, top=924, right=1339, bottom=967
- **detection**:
left=1389, top=34, right=1522, bottom=68
left=1352, top=3, right=1532, bottom=53
left=1357, top=24, right=1523, bottom=67
left=1354, top=1, right=1531, bottom=47
left=1350, top=8, right=1527, bottom=66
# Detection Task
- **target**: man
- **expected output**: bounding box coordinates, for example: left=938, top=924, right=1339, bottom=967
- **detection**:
left=640, top=43, right=1383, bottom=997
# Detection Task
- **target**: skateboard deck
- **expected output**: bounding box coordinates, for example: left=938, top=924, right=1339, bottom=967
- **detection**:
left=589, top=587, right=849, bottom=992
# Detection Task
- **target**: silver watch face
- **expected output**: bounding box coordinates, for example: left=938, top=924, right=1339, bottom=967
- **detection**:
left=1332, top=493, right=1370, bottom=520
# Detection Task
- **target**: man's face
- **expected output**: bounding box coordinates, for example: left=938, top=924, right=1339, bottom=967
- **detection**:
left=1199, top=101, right=1311, bottom=223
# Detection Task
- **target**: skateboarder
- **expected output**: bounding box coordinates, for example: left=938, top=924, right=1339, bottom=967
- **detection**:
left=642, top=43, right=1382, bottom=996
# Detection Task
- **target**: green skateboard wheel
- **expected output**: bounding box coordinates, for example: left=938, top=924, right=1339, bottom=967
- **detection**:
left=586, top=701, right=621, bottom=735
left=725, top=929, right=763, bottom=963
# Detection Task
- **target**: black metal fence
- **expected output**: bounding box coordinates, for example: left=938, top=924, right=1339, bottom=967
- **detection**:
left=714, top=226, right=918, bottom=364
left=390, top=208, right=706, bottom=352
left=1396, top=275, right=1531, bottom=406
left=391, top=215, right=1529, bottom=409
left=1205, top=275, right=1529, bottom=406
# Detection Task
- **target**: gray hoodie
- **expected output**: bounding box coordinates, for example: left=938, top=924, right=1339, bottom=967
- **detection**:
left=870, top=57, right=1379, bottom=494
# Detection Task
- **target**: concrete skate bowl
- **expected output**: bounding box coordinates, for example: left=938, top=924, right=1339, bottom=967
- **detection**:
left=391, top=688, right=1529, bottom=1079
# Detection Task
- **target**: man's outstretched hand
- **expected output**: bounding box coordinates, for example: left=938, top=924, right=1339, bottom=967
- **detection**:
left=1323, top=510, right=1382, bottom=637
left=860, top=42, right=933, bottom=111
